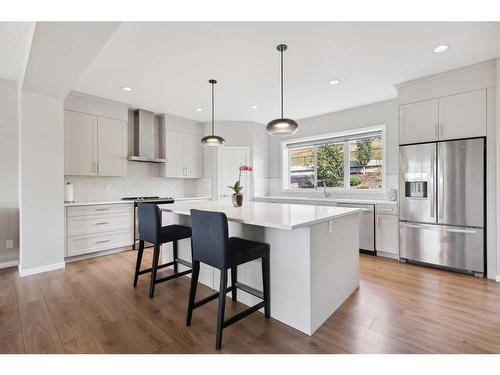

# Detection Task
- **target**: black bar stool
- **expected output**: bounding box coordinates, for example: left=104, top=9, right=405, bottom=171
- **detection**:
left=133, top=203, right=192, bottom=298
left=186, top=209, right=270, bottom=350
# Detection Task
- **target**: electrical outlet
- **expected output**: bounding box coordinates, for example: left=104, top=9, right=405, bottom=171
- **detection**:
left=6, top=240, right=13, bottom=249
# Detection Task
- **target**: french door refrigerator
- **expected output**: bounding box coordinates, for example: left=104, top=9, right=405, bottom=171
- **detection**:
left=399, top=138, right=485, bottom=277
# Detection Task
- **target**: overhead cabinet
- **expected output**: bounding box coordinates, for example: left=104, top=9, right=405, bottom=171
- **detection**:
left=399, top=89, right=486, bottom=145
left=162, top=129, right=202, bottom=178
left=65, top=110, right=127, bottom=176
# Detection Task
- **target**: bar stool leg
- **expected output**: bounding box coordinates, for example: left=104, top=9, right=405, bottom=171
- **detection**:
left=133, top=240, right=145, bottom=287
left=231, top=267, right=237, bottom=301
left=262, top=255, right=270, bottom=319
left=173, top=240, right=179, bottom=273
left=186, top=261, right=200, bottom=326
left=149, top=244, right=161, bottom=298
left=215, top=269, right=228, bottom=350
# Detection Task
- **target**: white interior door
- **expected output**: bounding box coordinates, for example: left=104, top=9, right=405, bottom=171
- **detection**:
left=219, top=147, right=250, bottom=200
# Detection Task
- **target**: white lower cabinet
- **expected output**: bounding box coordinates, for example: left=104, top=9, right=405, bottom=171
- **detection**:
left=66, top=204, right=134, bottom=257
left=375, top=207, right=399, bottom=258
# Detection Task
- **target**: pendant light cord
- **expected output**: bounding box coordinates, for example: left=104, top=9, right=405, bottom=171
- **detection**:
left=280, top=47, right=284, bottom=118
left=211, top=81, right=215, bottom=135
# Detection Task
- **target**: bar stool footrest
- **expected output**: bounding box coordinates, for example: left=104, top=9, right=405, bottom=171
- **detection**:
left=193, top=286, right=234, bottom=309
left=154, top=269, right=192, bottom=284
left=222, top=301, right=266, bottom=329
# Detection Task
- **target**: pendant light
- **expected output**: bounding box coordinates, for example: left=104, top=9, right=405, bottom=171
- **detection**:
left=266, top=44, right=298, bottom=135
left=201, top=79, right=225, bottom=147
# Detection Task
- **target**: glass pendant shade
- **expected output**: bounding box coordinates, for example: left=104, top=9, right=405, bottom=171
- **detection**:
left=201, top=79, right=225, bottom=147
left=266, top=118, right=298, bottom=135
left=267, top=44, right=298, bottom=135
left=201, top=134, right=225, bottom=147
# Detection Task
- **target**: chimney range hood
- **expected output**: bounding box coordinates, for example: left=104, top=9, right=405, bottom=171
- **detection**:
left=128, top=109, right=166, bottom=163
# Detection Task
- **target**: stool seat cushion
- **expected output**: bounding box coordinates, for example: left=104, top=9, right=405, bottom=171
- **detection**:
left=226, top=237, right=269, bottom=268
left=159, top=225, right=192, bottom=243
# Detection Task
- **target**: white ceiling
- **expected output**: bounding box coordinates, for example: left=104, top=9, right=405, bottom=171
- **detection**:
left=0, top=22, right=33, bottom=82
left=75, top=22, right=500, bottom=123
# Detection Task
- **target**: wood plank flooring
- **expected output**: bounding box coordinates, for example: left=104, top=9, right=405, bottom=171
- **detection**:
left=1, top=251, right=500, bottom=353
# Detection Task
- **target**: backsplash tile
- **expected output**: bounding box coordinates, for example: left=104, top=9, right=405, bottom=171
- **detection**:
left=65, top=161, right=212, bottom=202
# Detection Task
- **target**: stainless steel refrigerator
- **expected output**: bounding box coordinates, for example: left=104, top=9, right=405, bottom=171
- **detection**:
left=399, top=138, right=485, bottom=277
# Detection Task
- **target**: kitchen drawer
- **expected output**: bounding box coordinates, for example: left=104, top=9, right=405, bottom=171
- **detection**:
left=67, top=212, right=133, bottom=236
left=375, top=204, right=398, bottom=215
left=67, top=203, right=133, bottom=217
left=66, top=230, right=133, bottom=257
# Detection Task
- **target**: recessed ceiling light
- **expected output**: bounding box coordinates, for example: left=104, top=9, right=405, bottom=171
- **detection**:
left=251, top=105, right=259, bottom=109
left=433, top=45, right=449, bottom=53
left=329, top=79, right=340, bottom=85
left=195, top=108, right=203, bottom=112
left=122, top=86, right=133, bottom=92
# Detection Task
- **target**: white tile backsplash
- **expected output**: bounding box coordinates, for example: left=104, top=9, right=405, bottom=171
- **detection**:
left=65, top=161, right=212, bottom=202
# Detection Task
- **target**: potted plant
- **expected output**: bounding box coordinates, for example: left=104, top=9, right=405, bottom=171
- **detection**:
left=228, top=165, right=253, bottom=207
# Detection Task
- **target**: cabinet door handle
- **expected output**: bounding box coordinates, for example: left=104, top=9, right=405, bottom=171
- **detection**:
left=95, top=208, right=109, bottom=211
left=96, top=240, right=110, bottom=244
left=435, top=124, right=439, bottom=138
left=379, top=208, right=394, bottom=212
left=94, top=161, right=98, bottom=174
left=97, top=161, right=102, bottom=173
left=95, top=222, right=110, bottom=225
left=439, top=123, right=444, bottom=137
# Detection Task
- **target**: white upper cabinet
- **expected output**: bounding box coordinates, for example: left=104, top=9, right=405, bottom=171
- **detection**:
left=64, top=95, right=127, bottom=177
left=438, top=89, right=486, bottom=140
left=185, top=133, right=202, bottom=178
left=64, top=111, right=127, bottom=177
left=162, top=129, right=202, bottom=178
left=399, top=99, right=438, bottom=144
left=97, top=117, right=127, bottom=176
left=65, top=110, right=98, bottom=175
left=163, top=129, right=186, bottom=178
left=399, top=89, right=487, bottom=145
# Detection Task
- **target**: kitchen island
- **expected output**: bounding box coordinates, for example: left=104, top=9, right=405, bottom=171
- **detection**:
left=159, top=200, right=360, bottom=335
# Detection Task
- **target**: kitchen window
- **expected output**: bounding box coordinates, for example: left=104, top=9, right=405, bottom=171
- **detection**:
left=282, top=126, right=385, bottom=191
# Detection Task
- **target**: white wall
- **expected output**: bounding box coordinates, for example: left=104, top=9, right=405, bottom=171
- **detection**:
left=268, top=99, right=399, bottom=199
left=19, top=91, right=65, bottom=274
left=0, top=79, right=20, bottom=266
left=497, top=58, right=500, bottom=281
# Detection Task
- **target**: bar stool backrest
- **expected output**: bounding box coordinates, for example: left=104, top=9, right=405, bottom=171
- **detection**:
left=190, top=209, right=228, bottom=269
left=137, top=203, right=161, bottom=245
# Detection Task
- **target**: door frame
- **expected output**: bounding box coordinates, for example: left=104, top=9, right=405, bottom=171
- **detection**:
left=217, top=146, right=251, bottom=200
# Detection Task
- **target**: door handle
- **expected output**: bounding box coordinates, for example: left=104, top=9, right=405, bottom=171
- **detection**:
left=444, top=228, right=477, bottom=234
left=435, top=124, right=439, bottom=138
left=97, top=161, right=102, bottom=174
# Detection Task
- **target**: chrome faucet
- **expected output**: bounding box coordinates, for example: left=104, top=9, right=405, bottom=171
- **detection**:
left=319, top=180, right=330, bottom=198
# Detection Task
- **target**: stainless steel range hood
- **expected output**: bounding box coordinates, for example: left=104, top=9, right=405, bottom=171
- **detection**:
left=128, top=109, right=166, bottom=163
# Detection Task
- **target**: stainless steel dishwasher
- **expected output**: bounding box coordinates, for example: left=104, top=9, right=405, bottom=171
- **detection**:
left=336, top=202, right=375, bottom=254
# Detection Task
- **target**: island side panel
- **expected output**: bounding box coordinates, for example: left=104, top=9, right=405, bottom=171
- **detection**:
left=214, top=221, right=312, bottom=335
left=309, top=213, right=360, bottom=334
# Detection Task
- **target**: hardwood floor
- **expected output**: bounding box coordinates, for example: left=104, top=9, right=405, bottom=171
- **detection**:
left=1, top=251, right=500, bottom=353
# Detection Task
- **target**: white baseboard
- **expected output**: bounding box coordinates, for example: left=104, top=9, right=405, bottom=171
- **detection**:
left=64, top=246, right=131, bottom=263
left=0, top=260, right=18, bottom=270
left=18, top=261, right=65, bottom=277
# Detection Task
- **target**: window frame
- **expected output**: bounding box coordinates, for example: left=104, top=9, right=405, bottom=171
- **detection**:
left=281, top=124, right=387, bottom=193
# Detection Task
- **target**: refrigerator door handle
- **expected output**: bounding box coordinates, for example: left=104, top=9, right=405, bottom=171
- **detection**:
left=430, top=151, right=436, bottom=218
left=438, top=144, right=444, bottom=219
left=444, top=227, right=477, bottom=234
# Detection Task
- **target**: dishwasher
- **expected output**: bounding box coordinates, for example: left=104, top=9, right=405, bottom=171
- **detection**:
left=336, top=202, right=375, bottom=254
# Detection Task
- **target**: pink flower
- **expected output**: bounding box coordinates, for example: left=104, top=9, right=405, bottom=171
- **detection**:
left=239, top=165, right=253, bottom=172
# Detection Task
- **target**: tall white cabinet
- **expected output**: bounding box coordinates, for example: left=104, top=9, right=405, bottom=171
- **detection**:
left=64, top=95, right=127, bottom=176
left=399, top=89, right=487, bottom=145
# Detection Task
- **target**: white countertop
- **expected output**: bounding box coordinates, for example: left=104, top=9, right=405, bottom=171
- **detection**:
left=254, top=195, right=398, bottom=206
left=64, top=196, right=212, bottom=207
left=159, top=200, right=360, bottom=230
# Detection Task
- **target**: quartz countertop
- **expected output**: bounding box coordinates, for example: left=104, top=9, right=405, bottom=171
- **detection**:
left=64, top=196, right=212, bottom=207
left=159, top=200, right=360, bottom=230
left=254, top=195, right=398, bottom=206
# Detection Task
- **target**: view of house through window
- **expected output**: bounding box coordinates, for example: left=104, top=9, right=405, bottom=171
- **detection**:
left=286, top=129, right=383, bottom=190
